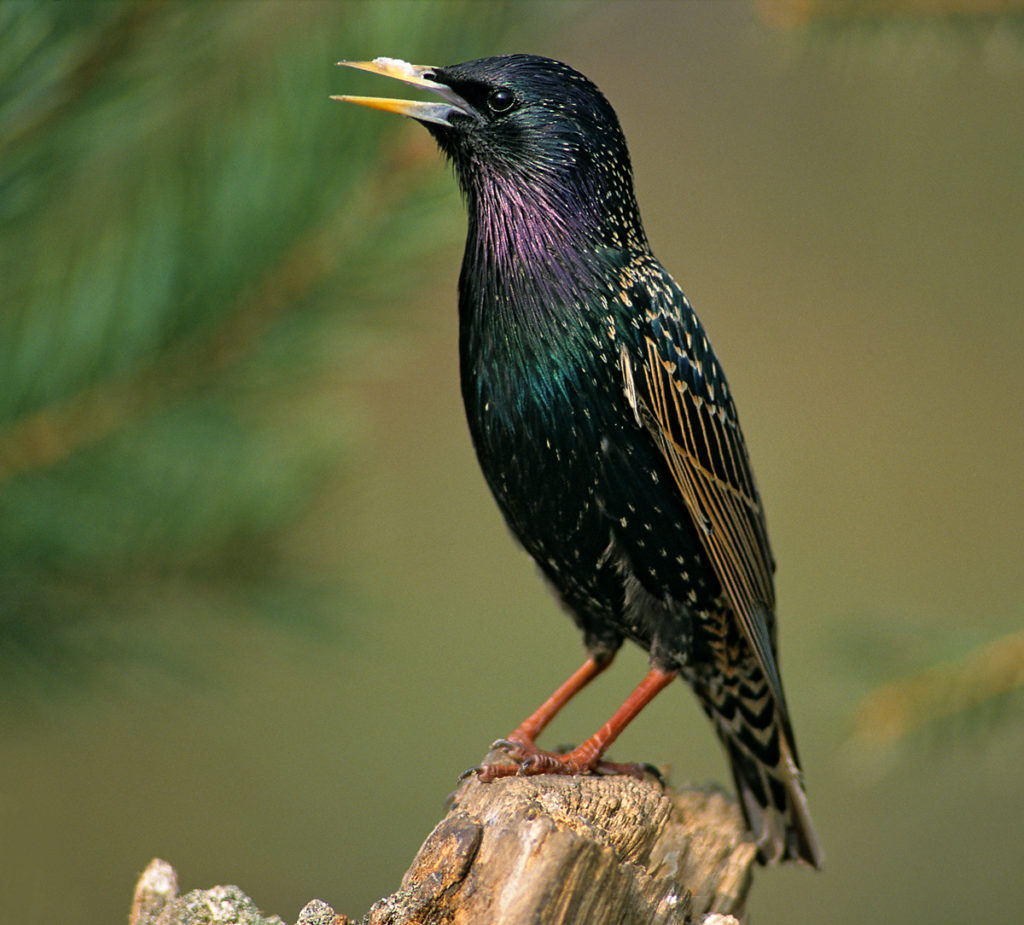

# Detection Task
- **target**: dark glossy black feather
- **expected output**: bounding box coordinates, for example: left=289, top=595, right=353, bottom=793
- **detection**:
left=348, top=53, right=822, bottom=868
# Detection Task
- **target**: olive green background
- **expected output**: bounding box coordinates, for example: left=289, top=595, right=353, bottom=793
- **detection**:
left=2, top=3, right=1022, bottom=923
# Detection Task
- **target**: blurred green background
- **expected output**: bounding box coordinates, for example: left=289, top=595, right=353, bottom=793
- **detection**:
left=2, top=1, right=1023, bottom=923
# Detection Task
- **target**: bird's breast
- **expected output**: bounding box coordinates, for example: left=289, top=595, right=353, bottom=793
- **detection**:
left=459, top=294, right=725, bottom=657
left=459, top=301, right=626, bottom=565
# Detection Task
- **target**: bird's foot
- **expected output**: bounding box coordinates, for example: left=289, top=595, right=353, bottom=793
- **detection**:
left=462, top=734, right=661, bottom=783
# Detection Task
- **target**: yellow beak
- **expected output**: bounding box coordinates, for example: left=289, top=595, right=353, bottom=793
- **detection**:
left=332, top=57, right=477, bottom=127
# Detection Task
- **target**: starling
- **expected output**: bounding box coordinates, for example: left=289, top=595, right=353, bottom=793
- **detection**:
left=335, top=54, right=823, bottom=868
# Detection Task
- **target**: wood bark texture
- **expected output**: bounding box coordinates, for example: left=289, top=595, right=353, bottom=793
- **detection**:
left=129, top=774, right=756, bottom=925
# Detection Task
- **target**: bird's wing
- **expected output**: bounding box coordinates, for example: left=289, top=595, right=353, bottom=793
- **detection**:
left=618, top=283, right=788, bottom=717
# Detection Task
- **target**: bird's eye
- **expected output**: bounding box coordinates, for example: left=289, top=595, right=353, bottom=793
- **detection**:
left=487, top=88, right=516, bottom=114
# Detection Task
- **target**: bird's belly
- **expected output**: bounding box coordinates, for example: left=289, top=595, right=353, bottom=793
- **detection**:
left=475, top=423, right=615, bottom=609
left=469, top=402, right=720, bottom=665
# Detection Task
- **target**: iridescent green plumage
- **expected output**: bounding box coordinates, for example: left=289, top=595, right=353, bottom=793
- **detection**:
left=338, top=54, right=822, bottom=868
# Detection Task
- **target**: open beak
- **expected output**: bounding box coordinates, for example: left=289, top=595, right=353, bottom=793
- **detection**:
left=332, top=57, right=478, bottom=127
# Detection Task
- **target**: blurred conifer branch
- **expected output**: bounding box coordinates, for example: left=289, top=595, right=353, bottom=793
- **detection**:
left=755, top=0, right=1024, bottom=74
left=756, top=0, right=1024, bottom=27
left=851, top=629, right=1024, bottom=749
left=0, top=0, right=549, bottom=692
left=0, top=136, right=441, bottom=483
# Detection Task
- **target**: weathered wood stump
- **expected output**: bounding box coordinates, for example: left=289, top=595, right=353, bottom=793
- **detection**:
left=130, top=773, right=756, bottom=925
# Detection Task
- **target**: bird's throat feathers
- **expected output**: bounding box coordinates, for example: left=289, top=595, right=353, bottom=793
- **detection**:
left=457, top=169, right=619, bottom=423
left=463, top=167, right=603, bottom=322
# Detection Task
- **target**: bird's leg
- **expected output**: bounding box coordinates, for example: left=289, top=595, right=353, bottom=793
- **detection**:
left=471, top=656, right=609, bottom=781
left=477, top=666, right=677, bottom=781
left=505, top=654, right=610, bottom=744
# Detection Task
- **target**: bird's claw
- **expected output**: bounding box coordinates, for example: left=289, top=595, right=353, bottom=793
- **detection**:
left=517, top=754, right=542, bottom=775
left=464, top=733, right=662, bottom=783
left=640, top=762, right=666, bottom=786
left=489, top=737, right=522, bottom=752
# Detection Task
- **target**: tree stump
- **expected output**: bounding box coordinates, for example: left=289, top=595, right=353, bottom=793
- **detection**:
left=130, top=773, right=756, bottom=925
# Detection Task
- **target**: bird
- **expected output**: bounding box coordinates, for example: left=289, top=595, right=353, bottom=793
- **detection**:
left=334, top=54, right=823, bottom=869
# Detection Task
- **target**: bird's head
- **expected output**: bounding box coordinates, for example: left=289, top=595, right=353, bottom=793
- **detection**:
left=334, top=54, right=646, bottom=250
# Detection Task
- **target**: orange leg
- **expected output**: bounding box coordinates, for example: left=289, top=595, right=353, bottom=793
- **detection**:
left=507, top=655, right=610, bottom=743
left=476, top=665, right=678, bottom=781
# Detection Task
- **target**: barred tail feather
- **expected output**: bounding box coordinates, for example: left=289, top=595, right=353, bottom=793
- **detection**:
left=690, top=650, right=824, bottom=868
left=722, top=724, right=823, bottom=868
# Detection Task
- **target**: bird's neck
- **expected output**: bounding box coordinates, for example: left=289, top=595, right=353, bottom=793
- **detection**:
left=466, top=179, right=595, bottom=306
left=457, top=171, right=634, bottom=432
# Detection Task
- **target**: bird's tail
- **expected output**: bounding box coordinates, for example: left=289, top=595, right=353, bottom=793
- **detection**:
left=692, top=668, right=824, bottom=869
